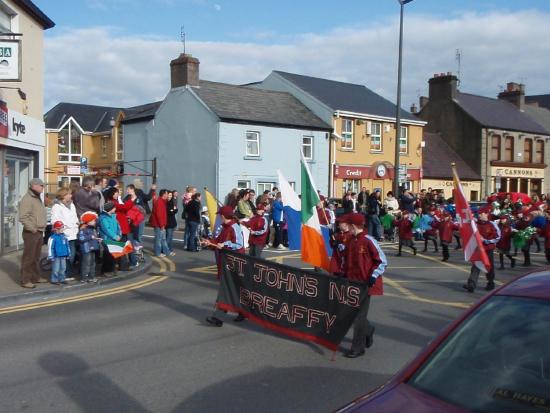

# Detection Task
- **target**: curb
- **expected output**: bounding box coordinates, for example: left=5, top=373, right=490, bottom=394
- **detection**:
left=0, top=256, right=154, bottom=307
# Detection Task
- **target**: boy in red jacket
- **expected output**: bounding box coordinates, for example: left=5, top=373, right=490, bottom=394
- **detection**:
left=244, top=204, right=269, bottom=257
left=395, top=210, right=417, bottom=256
left=436, top=212, right=458, bottom=262
left=496, top=215, right=516, bottom=269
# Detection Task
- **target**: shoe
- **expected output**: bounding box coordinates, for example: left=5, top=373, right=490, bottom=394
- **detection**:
left=396, top=253, right=402, bottom=257
left=60, top=281, right=68, bottom=285
left=366, top=327, right=375, bottom=348
left=158, top=254, right=166, bottom=258
left=102, top=272, right=114, bottom=278
left=344, top=349, right=365, bottom=358
left=413, top=248, right=417, bottom=256
left=88, top=278, right=98, bottom=284
left=35, top=278, right=49, bottom=283
left=234, top=314, right=246, bottom=322
left=276, top=245, right=286, bottom=250
left=169, top=251, right=176, bottom=256
left=523, top=262, right=531, bottom=267
left=442, top=257, right=449, bottom=262
left=485, top=281, right=495, bottom=291
left=462, top=281, right=475, bottom=293
left=206, top=316, right=223, bottom=327
left=21, top=282, right=36, bottom=289
left=80, top=279, right=87, bottom=283
left=435, top=249, right=439, bottom=253
left=50, top=281, right=61, bottom=286
left=421, top=248, right=427, bottom=253
left=511, top=258, right=516, bottom=268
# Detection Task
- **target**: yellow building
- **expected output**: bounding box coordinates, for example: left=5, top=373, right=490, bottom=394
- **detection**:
left=44, top=103, right=124, bottom=192
left=257, top=70, right=426, bottom=197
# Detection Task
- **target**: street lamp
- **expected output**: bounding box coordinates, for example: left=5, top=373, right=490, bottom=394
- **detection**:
left=393, top=0, right=414, bottom=197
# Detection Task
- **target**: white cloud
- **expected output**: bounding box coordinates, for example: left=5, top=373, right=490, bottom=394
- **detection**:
left=44, top=10, right=550, bottom=112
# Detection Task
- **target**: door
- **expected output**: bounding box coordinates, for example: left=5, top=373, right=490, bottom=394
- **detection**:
left=2, top=157, right=34, bottom=252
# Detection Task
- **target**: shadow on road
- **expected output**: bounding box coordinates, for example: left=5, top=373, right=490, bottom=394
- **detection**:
left=172, top=366, right=390, bottom=413
left=38, top=351, right=151, bottom=413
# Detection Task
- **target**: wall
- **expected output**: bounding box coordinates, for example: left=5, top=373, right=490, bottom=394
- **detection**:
left=218, top=122, right=329, bottom=199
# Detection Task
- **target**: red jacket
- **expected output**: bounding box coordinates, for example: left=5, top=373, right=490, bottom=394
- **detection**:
left=436, top=219, right=458, bottom=243
left=247, top=215, right=269, bottom=246
left=343, top=231, right=387, bottom=295
left=395, top=217, right=414, bottom=240
left=114, top=199, right=134, bottom=235
left=215, top=220, right=245, bottom=253
left=150, top=198, right=167, bottom=228
left=317, top=206, right=329, bottom=225
left=477, top=219, right=500, bottom=251
left=496, top=223, right=513, bottom=251
left=329, top=230, right=351, bottom=275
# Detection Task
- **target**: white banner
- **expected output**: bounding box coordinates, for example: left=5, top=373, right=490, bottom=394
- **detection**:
left=0, top=40, right=21, bottom=81
left=8, top=108, right=46, bottom=147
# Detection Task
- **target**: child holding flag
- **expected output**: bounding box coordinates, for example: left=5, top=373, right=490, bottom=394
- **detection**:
left=99, top=202, right=122, bottom=275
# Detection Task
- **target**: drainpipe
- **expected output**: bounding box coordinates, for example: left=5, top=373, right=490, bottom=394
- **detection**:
left=330, top=116, right=337, bottom=197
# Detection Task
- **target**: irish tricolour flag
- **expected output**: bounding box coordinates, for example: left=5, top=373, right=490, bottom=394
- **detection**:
left=300, top=158, right=330, bottom=270
left=105, top=240, right=134, bottom=258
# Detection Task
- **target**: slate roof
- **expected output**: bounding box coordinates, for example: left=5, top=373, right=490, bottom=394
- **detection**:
left=45, top=103, right=123, bottom=133
left=453, top=92, right=548, bottom=135
left=422, top=132, right=481, bottom=180
left=193, top=80, right=331, bottom=130
left=123, top=101, right=163, bottom=123
left=15, top=0, right=55, bottom=29
left=524, top=105, right=550, bottom=134
left=526, top=94, right=550, bottom=111
left=272, top=70, right=419, bottom=122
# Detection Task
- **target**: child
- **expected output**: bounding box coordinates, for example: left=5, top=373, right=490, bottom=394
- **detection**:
left=421, top=208, right=439, bottom=252
left=496, top=215, right=516, bottom=269
left=99, top=202, right=122, bottom=275
left=436, top=212, right=458, bottom=262
left=200, top=206, right=212, bottom=239
left=47, top=220, right=70, bottom=285
left=329, top=214, right=352, bottom=276
left=395, top=211, right=417, bottom=256
left=78, top=211, right=101, bottom=283
left=380, top=209, right=395, bottom=242
left=244, top=204, right=269, bottom=257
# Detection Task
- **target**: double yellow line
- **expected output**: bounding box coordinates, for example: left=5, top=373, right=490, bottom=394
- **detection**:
left=0, top=255, right=173, bottom=316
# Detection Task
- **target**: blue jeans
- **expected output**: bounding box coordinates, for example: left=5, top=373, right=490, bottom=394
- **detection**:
left=154, top=227, right=170, bottom=256
left=66, top=240, right=77, bottom=276
left=136, top=221, right=145, bottom=243
left=124, top=233, right=138, bottom=266
left=368, top=215, right=383, bottom=240
left=51, top=257, right=67, bottom=283
left=184, top=221, right=199, bottom=251
left=80, top=252, right=96, bottom=281
left=166, top=227, right=175, bottom=252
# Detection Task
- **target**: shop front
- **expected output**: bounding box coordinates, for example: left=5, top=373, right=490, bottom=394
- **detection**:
left=421, top=178, right=481, bottom=201
left=0, top=108, right=45, bottom=254
left=333, top=163, right=421, bottom=198
left=490, top=166, right=545, bottom=196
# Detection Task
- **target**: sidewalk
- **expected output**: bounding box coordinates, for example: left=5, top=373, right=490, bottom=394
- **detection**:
left=0, top=248, right=152, bottom=306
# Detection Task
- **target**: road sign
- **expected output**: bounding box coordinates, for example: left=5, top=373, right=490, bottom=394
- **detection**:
left=398, top=164, right=407, bottom=184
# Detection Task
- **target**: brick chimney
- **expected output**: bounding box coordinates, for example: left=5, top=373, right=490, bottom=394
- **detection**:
left=498, top=82, right=525, bottom=111
left=170, top=53, right=200, bottom=88
left=428, top=72, right=458, bottom=101
left=419, top=96, right=429, bottom=110
left=410, top=103, right=418, bottom=114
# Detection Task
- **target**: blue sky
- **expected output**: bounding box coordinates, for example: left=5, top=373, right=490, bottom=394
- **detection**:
left=34, top=1, right=550, bottom=111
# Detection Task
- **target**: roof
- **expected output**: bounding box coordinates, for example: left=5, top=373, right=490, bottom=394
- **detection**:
left=15, top=0, right=55, bottom=29
left=422, top=132, right=481, bottom=180
left=272, top=70, right=419, bottom=122
left=497, top=269, right=550, bottom=301
left=454, top=92, right=548, bottom=135
left=123, top=101, right=163, bottom=123
left=193, top=80, right=331, bottom=130
left=45, top=103, right=122, bottom=133
left=524, top=105, right=550, bottom=134
left=526, top=94, right=550, bottom=111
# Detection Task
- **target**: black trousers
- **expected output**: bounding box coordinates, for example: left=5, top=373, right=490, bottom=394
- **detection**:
left=467, top=249, right=495, bottom=287
left=249, top=243, right=264, bottom=258
left=441, top=242, right=450, bottom=260
left=351, top=295, right=374, bottom=353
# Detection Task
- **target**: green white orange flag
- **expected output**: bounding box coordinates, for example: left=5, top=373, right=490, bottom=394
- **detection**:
left=104, top=240, right=134, bottom=258
left=300, top=157, right=330, bottom=270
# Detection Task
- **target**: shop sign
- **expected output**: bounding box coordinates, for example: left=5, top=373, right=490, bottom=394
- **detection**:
left=491, top=166, right=544, bottom=179
left=334, top=165, right=370, bottom=179
left=0, top=40, right=21, bottom=81
left=0, top=100, right=7, bottom=138
left=66, top=165, right=81, bottom=175
left=7, top=109, right=45, bottom=147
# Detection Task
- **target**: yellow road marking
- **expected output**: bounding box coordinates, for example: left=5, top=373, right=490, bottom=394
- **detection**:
left=0, top=276, right=168, bottom=315
left=384, top=277, right=470, bottom=309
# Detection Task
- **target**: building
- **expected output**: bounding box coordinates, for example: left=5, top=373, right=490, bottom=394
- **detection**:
left=421, top=132, right=482, bottom=200
left=254, top=71, right=426, bottom=197
left=44, top=103, right=124, bottom=192
left=526, top=94, right=550, bottom=111
left=0, top=0, right=54, bottom=254
left=122, top=54, right=331, bottom=199
left=419, top=75, right=550, bottom=197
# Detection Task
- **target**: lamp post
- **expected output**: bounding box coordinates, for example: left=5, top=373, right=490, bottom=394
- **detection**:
left=393, top=0, right=414, bottom=196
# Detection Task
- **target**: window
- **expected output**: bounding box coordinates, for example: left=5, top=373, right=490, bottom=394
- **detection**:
left=504, top=136, right=514, bottom=162
left=116, top=126, right=124, bottom=161
left=57, top=121, right=82, bottom=163
left=370, top=122, right=382, bottom=152
left=341, top=119, right=353, bottom=150
left=399, top=126, right=408, bottom=154
left=491, top=135, right=501, bottom=161
left=101, top=136, right=108, bottom=158
left=535, top=140, right=544, bottom=164
left=343, top=179, right=360, bottom=194
left=302, top=136, right=313, bottom=160
left=257, top=182, right=275, bottom=194
left=58, top=176, right=82, bottom=188
left=0, top=7, right=13, bottom=33
left=524, top=138, right=533, bottom=163
left=245, top=131, right=260, bottom=157
left=237, top=180, right=251, bottom=190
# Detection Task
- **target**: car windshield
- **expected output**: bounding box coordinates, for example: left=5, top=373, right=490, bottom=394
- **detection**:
left=408, top=296, right=550, bottom=413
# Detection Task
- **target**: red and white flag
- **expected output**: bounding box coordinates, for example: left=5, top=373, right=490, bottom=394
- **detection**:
left=452, top=167, right=491, bottom=272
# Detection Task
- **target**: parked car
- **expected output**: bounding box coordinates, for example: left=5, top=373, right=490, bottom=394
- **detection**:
left=336, top=269, right=550, bottom=413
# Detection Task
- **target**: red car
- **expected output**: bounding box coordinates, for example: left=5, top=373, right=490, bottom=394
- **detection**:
left=336, top=270, right=550, bottom=413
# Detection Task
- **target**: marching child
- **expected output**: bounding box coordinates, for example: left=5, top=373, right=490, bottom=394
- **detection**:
left=421, top=208, right=439, bottom=253
left=330, top=214, right=352, bottom=276
left=47, top=220, right=70, bottom=285
left=78, top=211, right=102, bottom=283
left=395, top=210, right=417, bottom=256
left=244, top=204, right=269, bottom=257
left=496, top=215, right=516, bottom=269
left=436, top=212, right=458, bottom=262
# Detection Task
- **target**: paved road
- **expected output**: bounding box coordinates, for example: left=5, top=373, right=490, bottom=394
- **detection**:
left=0, top=232, right=544, bottom=412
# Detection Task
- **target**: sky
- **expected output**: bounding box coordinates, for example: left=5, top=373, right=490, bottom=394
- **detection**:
left=35, top=0, right=550, bottom=112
